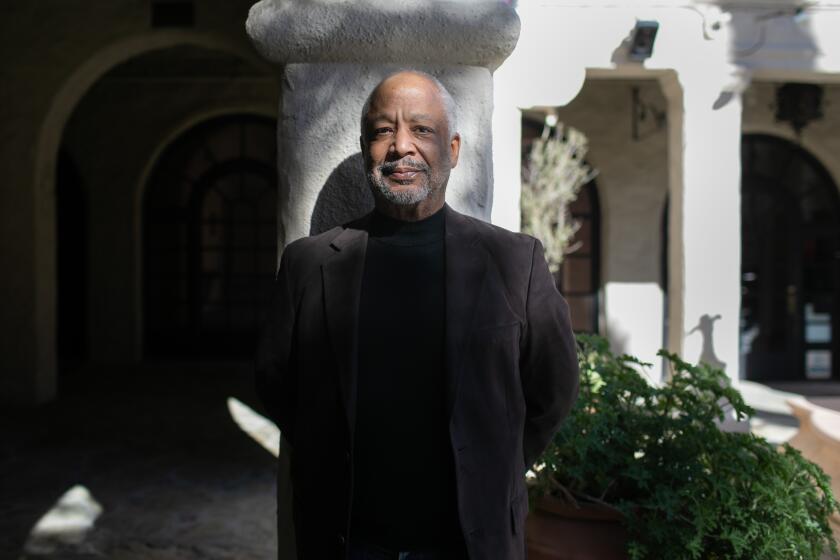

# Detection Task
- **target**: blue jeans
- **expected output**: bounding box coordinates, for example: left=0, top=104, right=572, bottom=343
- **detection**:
left=348, top=540, right=468, bottom=560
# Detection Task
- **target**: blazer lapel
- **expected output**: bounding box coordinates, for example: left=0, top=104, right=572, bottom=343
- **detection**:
left=444, top=205, right=489, bottom=421
left=322, top=219, right=369, bottom=438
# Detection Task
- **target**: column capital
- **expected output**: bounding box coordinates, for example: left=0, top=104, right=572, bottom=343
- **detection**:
left=246, top=0, right=520, bottom=70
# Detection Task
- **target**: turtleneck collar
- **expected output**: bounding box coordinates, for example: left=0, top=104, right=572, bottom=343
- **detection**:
left=369, top=204, right=446, bottom=246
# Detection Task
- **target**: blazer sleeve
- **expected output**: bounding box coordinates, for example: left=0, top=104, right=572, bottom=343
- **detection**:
left=254, top=245, right=298, bottom=446
left=520, top=238, right=580, bottom=470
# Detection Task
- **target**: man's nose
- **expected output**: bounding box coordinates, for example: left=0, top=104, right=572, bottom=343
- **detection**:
left=389, top=126, right=415, bottom=158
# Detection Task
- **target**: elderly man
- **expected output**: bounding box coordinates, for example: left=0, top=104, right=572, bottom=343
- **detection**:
left=256, top=70, right=579, bottom=560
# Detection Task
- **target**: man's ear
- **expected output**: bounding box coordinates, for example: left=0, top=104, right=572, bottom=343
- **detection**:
left=449, top=133, right=461, bottom=168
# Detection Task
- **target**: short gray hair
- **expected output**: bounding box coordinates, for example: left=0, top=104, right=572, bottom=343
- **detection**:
left=360, top=70, right=459, bottom=140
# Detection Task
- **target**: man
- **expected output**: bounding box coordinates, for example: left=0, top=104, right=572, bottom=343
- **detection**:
left=256, top=71, right=579, bottom=560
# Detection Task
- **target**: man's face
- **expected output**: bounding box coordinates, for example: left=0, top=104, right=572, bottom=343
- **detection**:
left=361, top=74, right=460, bottom=207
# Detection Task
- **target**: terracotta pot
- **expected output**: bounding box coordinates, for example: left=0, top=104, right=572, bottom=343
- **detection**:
left=525, top=496, right=628, bottom=560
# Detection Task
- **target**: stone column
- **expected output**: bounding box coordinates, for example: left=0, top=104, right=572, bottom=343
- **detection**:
left=661, top=66, right=746, bottom=383
left=247, top=0, right=520, bottom=244
left=246, top=1, right=519, bottom=556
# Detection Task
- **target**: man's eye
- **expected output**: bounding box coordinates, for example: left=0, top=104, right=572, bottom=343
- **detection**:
left=415, top=126, right=432, bottom=134
left=375, top=128, right=393, bottom=135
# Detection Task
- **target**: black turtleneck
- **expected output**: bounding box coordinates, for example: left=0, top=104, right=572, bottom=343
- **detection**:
left=350, top=205, right=462, bottom=550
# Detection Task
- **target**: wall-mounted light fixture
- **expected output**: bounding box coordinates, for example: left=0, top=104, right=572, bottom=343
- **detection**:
left=632, top=86, right=666, bottom=141
left=629, top=20, right=659, bottom=61
left=775, top=83, right=824, bottom=136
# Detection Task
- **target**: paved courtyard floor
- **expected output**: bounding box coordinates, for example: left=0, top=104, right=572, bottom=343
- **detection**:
left=2, top=366, right=839, bottom=559
left=0, top=363, right=278, bottom=560
left=741, top=380, right=840, bottom=444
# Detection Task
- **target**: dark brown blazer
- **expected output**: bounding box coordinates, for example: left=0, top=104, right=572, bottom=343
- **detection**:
left=255, top=203, right=579, bottom=560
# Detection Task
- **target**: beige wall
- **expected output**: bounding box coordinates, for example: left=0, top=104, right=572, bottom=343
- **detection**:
left=550, top=78, right=669, bottom=373
left=0, top=1, right=278, bottom=404
left=554, top=80, right=669, bottom=286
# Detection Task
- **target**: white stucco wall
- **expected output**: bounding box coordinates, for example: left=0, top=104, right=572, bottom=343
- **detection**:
left=493, top=1, right=808, bottom=382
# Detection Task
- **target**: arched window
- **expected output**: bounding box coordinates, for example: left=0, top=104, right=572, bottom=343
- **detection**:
left=741, top=134, right=840, bottom=381
left=143, top=115, right=277, bottom=358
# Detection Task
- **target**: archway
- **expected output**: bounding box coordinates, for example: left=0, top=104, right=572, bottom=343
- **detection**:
left=30, top=32, right=274, bottom=400
left=143, top=115, right=278, bottom=359
left=26, top=29, right=273, bottom=402
left=740, top=134, right=840, bottom=381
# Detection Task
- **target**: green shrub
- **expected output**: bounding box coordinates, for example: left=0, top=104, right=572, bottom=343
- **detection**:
left=530, top=333, right=839, bottom=559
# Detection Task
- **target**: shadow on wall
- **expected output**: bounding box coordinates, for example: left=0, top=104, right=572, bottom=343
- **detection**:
left=310, top=152, right=374, bottom=235
left=727, top=3, right=820, bottom=118
left=687, top=313, right=752, bottom=432
left=610, top=27, right=637, bottom=66
left=730, top=3, right=818, bottom=74
left=688, top=313, right=726, bottom=371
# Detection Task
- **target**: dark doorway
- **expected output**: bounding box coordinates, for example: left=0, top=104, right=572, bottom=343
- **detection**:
left=56, top=149, right=88, bottom=381
left=556, top=181, right=601, bottom=334
left=740, top=134, right=840, bottom=381
left=143, top=115, right=278, bottom=359
left=520, top=114, right=601, bottom=334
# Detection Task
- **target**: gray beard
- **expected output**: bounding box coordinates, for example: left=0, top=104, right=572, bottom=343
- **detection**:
left=367, top=158, right=438, bottom=206
left=367, top=170, right=433, bottom=206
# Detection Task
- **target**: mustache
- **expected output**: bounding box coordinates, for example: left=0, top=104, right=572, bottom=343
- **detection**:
left=379, top=159, right=430, bottom=175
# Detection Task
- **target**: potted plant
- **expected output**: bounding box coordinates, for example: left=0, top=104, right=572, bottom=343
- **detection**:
left=526, top=334, right=840, bottom=560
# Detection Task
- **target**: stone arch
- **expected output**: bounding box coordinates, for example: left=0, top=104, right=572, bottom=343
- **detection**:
left=32, top=31, right=274, bottom=400
left=741, top=124, right=840, bottom=195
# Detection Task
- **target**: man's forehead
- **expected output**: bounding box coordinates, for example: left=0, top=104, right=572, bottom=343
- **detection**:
left=367, top=109, right=436, bottom=122
left=379, top=72, right=439, bottom=95
left=366, top=89, right=444, bottom=123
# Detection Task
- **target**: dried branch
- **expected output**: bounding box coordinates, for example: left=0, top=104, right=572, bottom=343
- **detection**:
left=521, top=123, right=598, bottom=272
